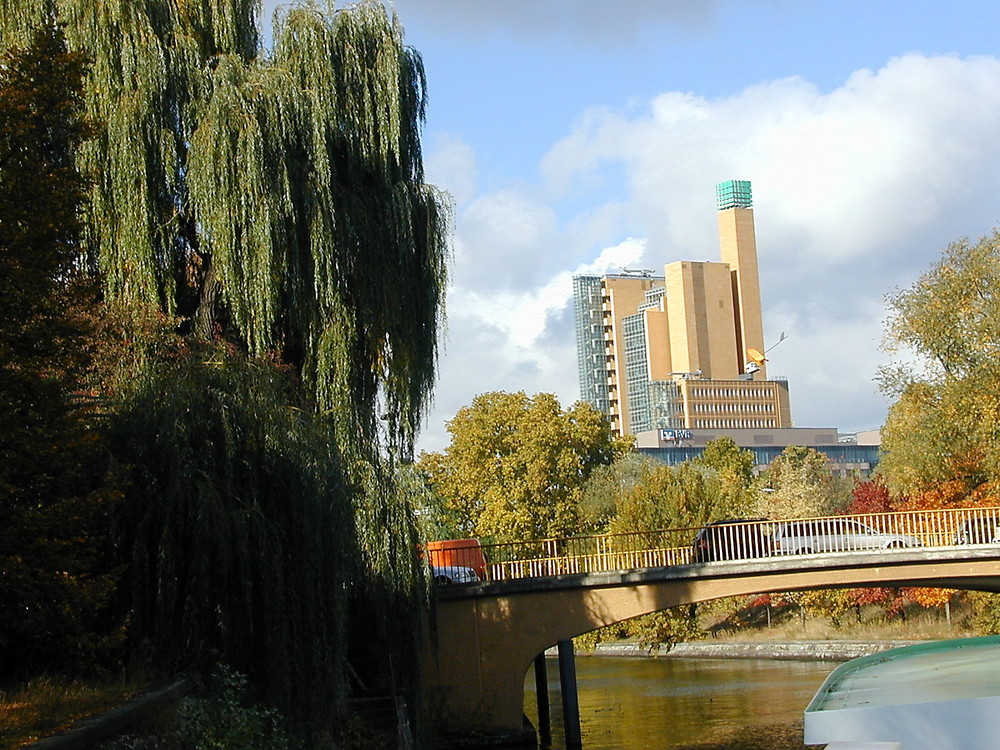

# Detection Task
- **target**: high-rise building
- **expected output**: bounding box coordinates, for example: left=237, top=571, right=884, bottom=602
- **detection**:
left=573, top=180, right=792, bottom=437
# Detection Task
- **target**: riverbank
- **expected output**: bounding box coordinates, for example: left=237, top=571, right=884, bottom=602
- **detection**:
left=586, top=638, right=920, bottom=661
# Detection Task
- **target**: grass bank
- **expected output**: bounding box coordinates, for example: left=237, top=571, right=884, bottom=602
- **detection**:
left=0, top=674, right=150, bottom=750
left=711, top=609, right=972, bottom=643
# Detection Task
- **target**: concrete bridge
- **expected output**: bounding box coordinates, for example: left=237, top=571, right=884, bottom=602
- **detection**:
left=423, top=541, right=1000, bottom=741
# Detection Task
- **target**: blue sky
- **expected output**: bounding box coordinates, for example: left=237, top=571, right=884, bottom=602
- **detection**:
left=263, top=0, right=1000, bottom=453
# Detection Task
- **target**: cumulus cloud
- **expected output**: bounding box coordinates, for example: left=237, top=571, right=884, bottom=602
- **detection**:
left=536, top=51, right=1000, bottom=332
left=450, top=191, right=563, bottom=290
left=419, top=52, right=1000, bottom=451
left=455, top=237, right=647, bottom=348
left=544, top=54, right=1000, bottom=266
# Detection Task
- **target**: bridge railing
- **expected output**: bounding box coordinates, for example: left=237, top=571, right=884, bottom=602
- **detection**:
left=844, top=505, right=1000, bottom=548
left=459, top=506, right=1000, bottom=583
left=481, top=529, right=697, bottom=581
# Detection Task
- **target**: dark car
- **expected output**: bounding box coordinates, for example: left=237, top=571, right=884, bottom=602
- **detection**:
left=430, top=565, right=480, bottom=584
left=692, top=518, right=773, bottom=563
left=953, top=516, right=1000, bottom=545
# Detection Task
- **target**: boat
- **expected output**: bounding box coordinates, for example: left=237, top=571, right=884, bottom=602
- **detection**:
left=804, top=635, right=1000, bottom=749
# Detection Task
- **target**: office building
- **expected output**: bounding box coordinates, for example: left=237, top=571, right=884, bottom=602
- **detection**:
left=573, top=180, right=792, bottom=437
left=635, top=427, right=880, bottom=477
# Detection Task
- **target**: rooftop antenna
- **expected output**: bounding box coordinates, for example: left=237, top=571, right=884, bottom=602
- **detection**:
left=744, top=331, right=788, bottom=374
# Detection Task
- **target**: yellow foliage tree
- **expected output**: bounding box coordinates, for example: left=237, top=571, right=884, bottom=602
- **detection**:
left=756, top=445, right=846, bottom=519
left=880, top=229, right=1000, bottom=496
left=418, top=392, right=628, bottom=542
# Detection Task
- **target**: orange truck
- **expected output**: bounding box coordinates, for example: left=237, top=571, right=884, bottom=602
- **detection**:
left=425, top=538, right=487, bottom=581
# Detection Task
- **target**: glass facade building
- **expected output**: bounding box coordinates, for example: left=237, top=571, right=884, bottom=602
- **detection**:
left=639, top=443, right=880, bottom=477
left=573, top=275, right=609, bottom=415
left=622, top=312, right=651, bottom=432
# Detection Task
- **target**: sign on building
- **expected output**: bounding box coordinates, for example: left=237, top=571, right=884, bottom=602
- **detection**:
left=660, top=429, right=693, bottom=443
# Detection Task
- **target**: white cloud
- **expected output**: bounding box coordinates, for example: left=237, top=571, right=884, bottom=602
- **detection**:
left=580, top=238, right=649, bottom=275
left=418, top=52, right=1000, bottom=452
left=452, top=236, right=647, bottom=349
left=423, top=133, right=478, bottom=207
left=450, top=191, right=561, bottom=289
left=532, top=52, right=1000, bottom=328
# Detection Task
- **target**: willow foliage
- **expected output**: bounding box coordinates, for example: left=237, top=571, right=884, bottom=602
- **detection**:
left=100, top=345, right=432, bottom=735
left=2, top=0, right=449, bottom=454
left=1, top=0, right=445, bottom=736
left=108, top=350, right=367, bottom=729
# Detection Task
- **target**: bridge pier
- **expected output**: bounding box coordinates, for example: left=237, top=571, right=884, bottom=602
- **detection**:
left=557, top=640, right=582, bottom=748
left=533, top=654, right=551, bottom=744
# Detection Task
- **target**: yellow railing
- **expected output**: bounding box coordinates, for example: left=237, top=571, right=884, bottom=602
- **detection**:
left=436, top=506, right=1000, bottom=584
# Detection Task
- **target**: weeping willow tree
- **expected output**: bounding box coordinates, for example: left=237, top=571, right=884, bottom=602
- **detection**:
left=103, top=346, right=435, bottom=738
left=1, top=0, right=448, bottom=739
left=2, top=0, right=448, bottom=453
left=107, top=353, right=356, bottom=720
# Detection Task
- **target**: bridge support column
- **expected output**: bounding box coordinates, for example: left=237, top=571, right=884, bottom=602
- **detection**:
left=533, top=653, right=551, bottom=744
left=557, top=640, right=582, bottom=748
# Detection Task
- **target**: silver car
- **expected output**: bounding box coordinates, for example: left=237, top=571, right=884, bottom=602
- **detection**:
left=772, top=518, right=921, bottom=555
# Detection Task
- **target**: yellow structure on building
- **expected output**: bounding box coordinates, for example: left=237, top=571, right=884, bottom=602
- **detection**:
left=573, top=180, right=792, bottom=436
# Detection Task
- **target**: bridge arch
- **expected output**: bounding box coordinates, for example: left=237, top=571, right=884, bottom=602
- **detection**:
left=423, top=548, right=1000, bottom=740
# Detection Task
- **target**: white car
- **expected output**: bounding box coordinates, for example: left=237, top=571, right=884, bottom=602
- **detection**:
left=431, top=565, right=480, bottom=584
left=772, top=518, right=921, bottom=555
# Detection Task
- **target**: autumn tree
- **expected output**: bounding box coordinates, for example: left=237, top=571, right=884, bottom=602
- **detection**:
left=577, top=452, right=661, bottom=532
left=757, top=445, right=845, bottom=519
left=696, top=437, right=755, bottom=484
left=694, top=436, right=759, bottom=515
left=0, top=17, right=95, bottom=508
left=844, top=479, right=897, bottom=515
left=608, top=462, right=722, bottom=534
left=0, top=19, right=121, bottom=676
left=418, top=392, right=627, bottom=542
left=845, top=481, right=958, bottom=622
left=795, top=589, right=856, bottom=627
left=599, top=448, right=760, bottom=648
left=609, top=461, right=748, bottom=533
left=879, top=230, right=1000, bottom=496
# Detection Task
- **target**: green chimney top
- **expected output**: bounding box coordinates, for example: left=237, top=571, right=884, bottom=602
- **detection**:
left=716, top=180, right=752, bottom=210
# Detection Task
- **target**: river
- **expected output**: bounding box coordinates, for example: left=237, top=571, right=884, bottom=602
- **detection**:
left=521, top=654, right=836, bottom=749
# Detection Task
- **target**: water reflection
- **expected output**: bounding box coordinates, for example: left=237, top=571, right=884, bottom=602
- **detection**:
left=523, top=655, right=834, bottom=750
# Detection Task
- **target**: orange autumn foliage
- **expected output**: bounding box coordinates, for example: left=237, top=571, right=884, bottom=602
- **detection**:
left=904, top=586, right=954, bottom=608
left=897, top=479, right=1000, bottom=511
